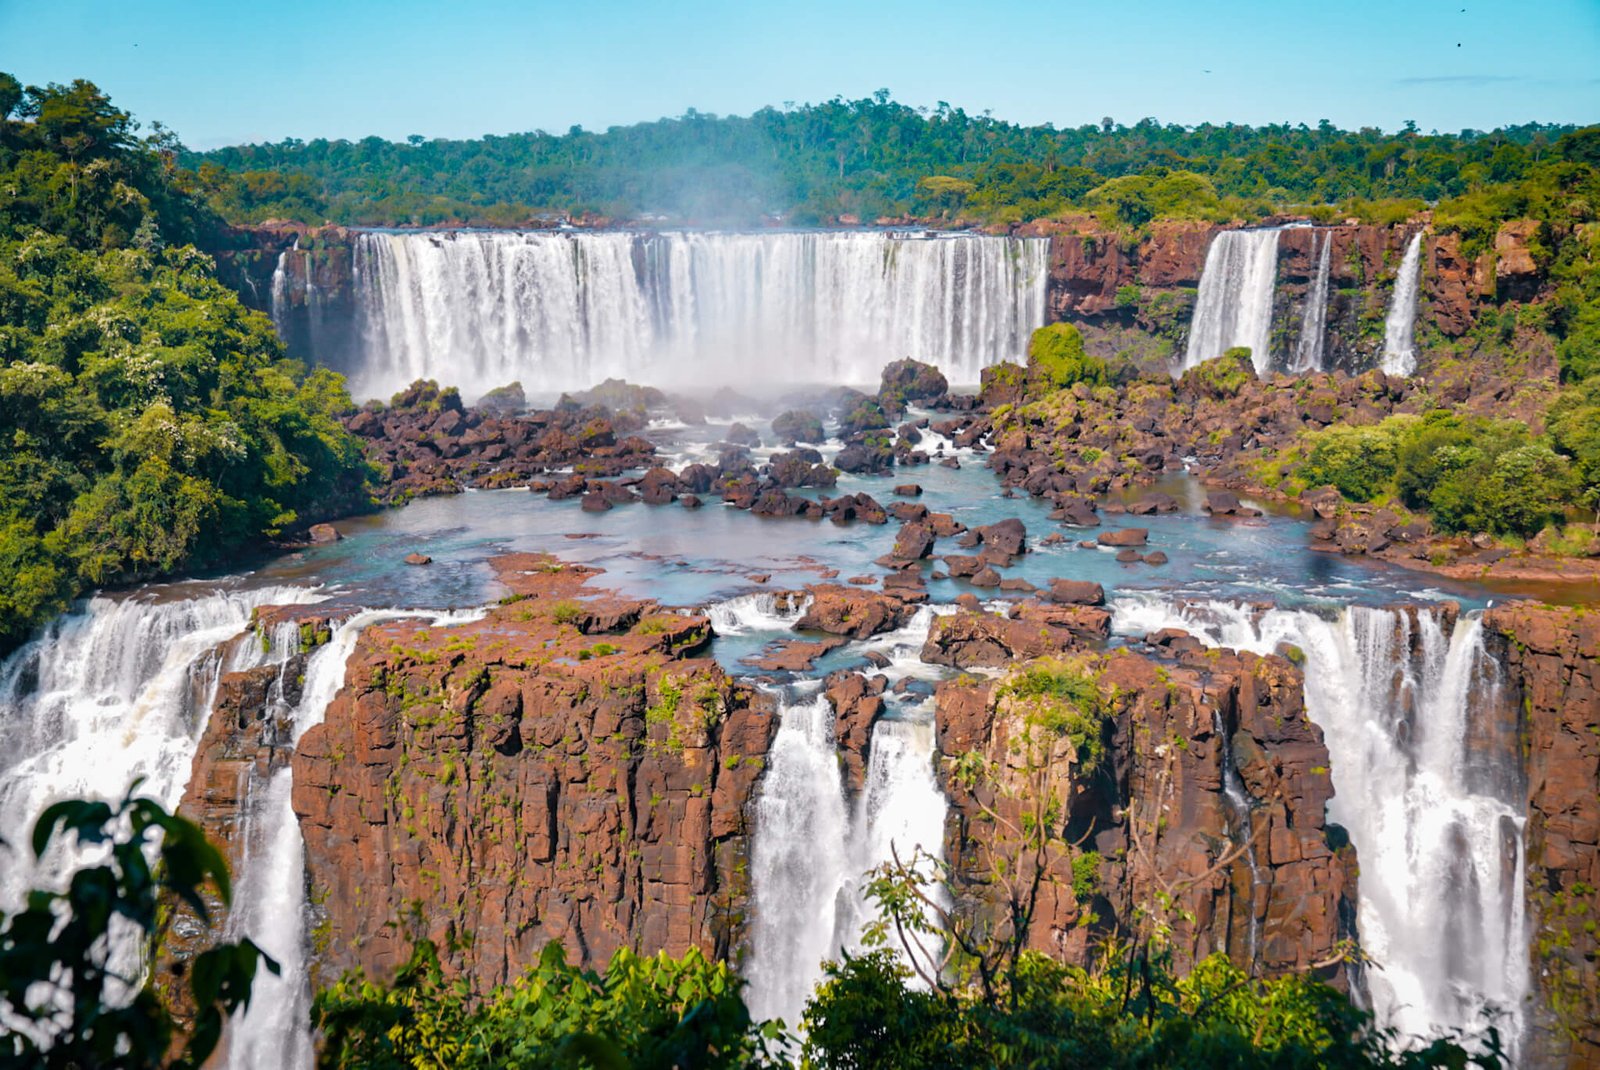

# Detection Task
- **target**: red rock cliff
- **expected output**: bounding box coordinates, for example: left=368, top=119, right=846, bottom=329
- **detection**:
left=286, top=556, right=776, bottom=990
left=1484, top=602, right=1600, bottom=1070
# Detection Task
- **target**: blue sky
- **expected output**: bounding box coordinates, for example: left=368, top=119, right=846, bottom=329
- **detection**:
left=3, top=0, right=1597, bottom=148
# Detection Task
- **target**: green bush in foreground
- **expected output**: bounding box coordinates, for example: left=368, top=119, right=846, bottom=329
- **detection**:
left=1027, top=323, right=1108, bottom=390
left=0, top=787, right=276, bottom=1069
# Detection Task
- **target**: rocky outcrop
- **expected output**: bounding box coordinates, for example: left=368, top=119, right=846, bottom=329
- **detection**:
left=1484, top=603, right=1600, bottom=1070
left=288, top=555, right=776, bottom=989
left=936, top=637, right=1356, bottom=983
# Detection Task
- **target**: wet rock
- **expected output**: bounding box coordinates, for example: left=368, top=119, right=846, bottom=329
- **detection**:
left=1098, top=528, right=1149, bottom=547
left=1128, top=492, right=1180, bottom=515
left=1115, top=549, right=1142, bottom=563
left=973, top=518, right=1028, bottom=556
left=725, top=422, right=761, bottom=448
left=1049, top=580, right=1105, bottom=606
left=403, top=553, right=432, bottom=566
left=796, top=585, right=917, bottom=639
left=1143, top=551, right=1169, bottom=566
left=771, top=410, right=825, bottom=445
left=893, top=484, right=924, bottom=497
left=309, top=523, right=341, bottom=544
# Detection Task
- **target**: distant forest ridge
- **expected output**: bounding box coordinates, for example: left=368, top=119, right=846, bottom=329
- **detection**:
left=181, top=91, right=1599, bottom=229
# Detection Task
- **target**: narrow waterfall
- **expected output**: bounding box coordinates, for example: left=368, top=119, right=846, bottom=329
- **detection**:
left=224, top=608, right=484, bottom=1070
left=1182, top=228, right=1282, bottom=375
left=747, top=685, right=946, bottom=1024
left=269, top=241, right=294, bottom=338
left=1381, top=231, right=1425, bottom=376
left=1111, top=598, right=1528, bottom=1058
left=1290, top=230, right=1333, bottom=373
left=345, top=229, right=1048, bottom=400
left=747, top=687, right=851, bottom=1022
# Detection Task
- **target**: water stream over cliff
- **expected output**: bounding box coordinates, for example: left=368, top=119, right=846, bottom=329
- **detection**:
left=341, top=230, right=1048, bottom=399
left=1111, top=596, right=1529, bottom=1058
left=746, top=609, right=947, bottom=1025
left=1182, top=227, right=1282, bottom=374
left=1290, top=229, right=1333, bottom=374
left=1382, top=231, right=1426, bottom=376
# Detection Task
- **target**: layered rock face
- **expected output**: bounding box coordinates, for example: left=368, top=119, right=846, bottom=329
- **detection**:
left=931, top=606, right=1356, bottom=983
left=287, top=558, right=775, bottom=989
left=1016, top=216, right=1549, bottom=375
left=1484, top=603, right=1600, bottom=1070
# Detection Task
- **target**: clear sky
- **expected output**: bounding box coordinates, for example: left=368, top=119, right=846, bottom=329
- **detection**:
left=2, top=0, right=1597, bottom=149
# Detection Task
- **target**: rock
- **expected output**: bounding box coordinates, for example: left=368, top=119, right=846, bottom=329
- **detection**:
left=725, top=422, right=761, bottom=448
left=309, top=523, right=341, bottom=544
left=973, top=518, right=1028, bottom=556
left=403, top=553, right=432, bottom=566
left=1205, top=490, right=1243, bottom=515
left=1143, top=551, right=1169, bottom=565
left=746, top=636, right=848, bottom=672
left=971, top=567, right=1002, bottom=588
left=1098, top=528, right=1149, bottom=547
left=1483, top=603, right=1600, bottom=1066
left=580, top=491, right=613, bottom=512
left=934, top=637, right=1354, bottom=980
left=878, top=359, right=949, bottom=412
left=797, top=585, right=916, bottom=639
left=881, top=521, right=936, bottom=565
left=680, top=494, right=702, bottom=509
left=771, top=410, right=826, bottom=445
left=833, top=444, right=894, bottom=475
left=1115, top=549, right=1142, bottom=563
left=225, top=555, right=777, bottom=992
left=921, top=601, right=1110, bottom=668
left=827, top=671, right=887, bottom=792
left=893, top=484, right=923, bottom=497
left=1128, top=492, right=1179, bottom=515
left=1049, top=579, right=1105, bottom=606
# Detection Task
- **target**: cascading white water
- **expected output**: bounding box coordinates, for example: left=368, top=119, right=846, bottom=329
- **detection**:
left=747, top=687, right=851, bottom=1023
left=747, top=608, right=948, bottom=1024
left=1290, top=230, right=1333, bottom=374
left=344, top=229, right=1048, bottom=399
left=1183, top=228, right=1282, bottom=375
left=0, top=587, right=319, bottom=1019
left=1111, top=597, right=1528, bottom=1059
left=1381, top=231, right=1426, bottom=376
left=0, top=588, right=320, bottom=906
left=705, top=592, right=810, bottom=635
left=269, top=242, right=294, bottom=338
left=224, top=608, right=485, bottom=1070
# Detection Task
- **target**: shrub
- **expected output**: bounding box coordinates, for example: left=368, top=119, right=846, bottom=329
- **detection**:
left=1178, top=347, right=1257, bottom=400
left=1026, top=323, right=1108, bottom=391
left=1300, top=424, right=1399, bottom=503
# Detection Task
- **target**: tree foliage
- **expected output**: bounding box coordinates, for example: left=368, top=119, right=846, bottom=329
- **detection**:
left=179, top=96, right=1596, bottom=231
left=0, top=786, right=277, bottom=1068
left=0, top=74, right=372, bottom=652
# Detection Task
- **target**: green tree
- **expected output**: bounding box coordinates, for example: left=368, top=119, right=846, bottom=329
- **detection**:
left=0, top=786, right=276, bottom=1068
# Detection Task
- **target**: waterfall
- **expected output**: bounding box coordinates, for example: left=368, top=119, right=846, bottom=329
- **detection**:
left=224, top=608, right=484, bottom=1070
left=1290, top=230, right=1333, bottom=374
left=1381, top=231, right=1425, bottom=376
left=269, top=246, right=291, bottom=337
left=0, top=587, right=319, bottom=1011
left=1111, top=597, right=1528, bottom=1059
left=747, top=688, right=851, bottom=1022
left=1182, top=228, right=1282, bottom=375
left=347, top=229, right=1048, bottom=400
left=746, top=688, right=946, bottom=1024
left=706, top=592, right=810, bottom=635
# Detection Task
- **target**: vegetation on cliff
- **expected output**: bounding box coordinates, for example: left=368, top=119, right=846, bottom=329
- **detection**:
left=0, top=74, right=372, bottom=651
